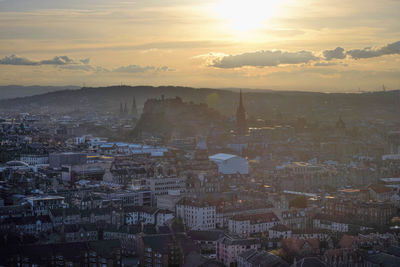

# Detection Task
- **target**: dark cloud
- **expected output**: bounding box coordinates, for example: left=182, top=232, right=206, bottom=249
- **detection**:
left=314, top=62, right=347, bottom=67
left=347, top=41, right=400, bottom=59
left=0, top=54, right=38, bottom=65
left=158, top=66, right=169, bottom=72
left=0, top=54, right=170, bottom=74
left=80, top=58, right=90, bottom=64
left=113, top=65, right=155, bottom=73
left=211, top=50, right=318, bottom=68
left=314, top=62, right=339, bottom=66
left=113, top=64, right=169, bottom=73
left=323, top=47, right=346, bottom=60
left=0, top=54, right=86, bottom=66
left=39, top=56, right=74, bottom=65
left=59, top=64, right=95, bottom=71
left=208, top=41, right=400, bottom=69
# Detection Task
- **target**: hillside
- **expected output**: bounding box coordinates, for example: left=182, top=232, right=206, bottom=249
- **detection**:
left=0, top=85, right=399, bottom=123
left=0, top=85, right=79, bottom=100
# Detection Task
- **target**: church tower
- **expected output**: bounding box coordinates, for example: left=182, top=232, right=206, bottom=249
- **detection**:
left=236, top=90, right=248, bottom=135
left=123, top=102, right=128, bottom=115
left=119, top=102, right=123, bottom=116
left=131, top=96, right=138, bottom=118
left=336, top=116, right=346, bottom=131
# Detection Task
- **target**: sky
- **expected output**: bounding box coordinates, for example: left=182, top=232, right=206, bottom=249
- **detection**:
left=0, top=0, right=399, bottom=92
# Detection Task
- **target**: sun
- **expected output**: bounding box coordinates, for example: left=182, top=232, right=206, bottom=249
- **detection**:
left=214, top=0, right=279, bottom=32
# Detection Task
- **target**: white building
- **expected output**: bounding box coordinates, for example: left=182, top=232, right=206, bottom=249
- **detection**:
left=268, top=224, right=292, bottom=239
left=98, top=142, right=168, bottom=156
left=100, top=189, right=152, bottom=207
left=176, top=197, right=216, bottom=230
left=368, top=184, right=393, bottom=202
left=124, top=206, right=157, bottom=225
left=25, top=196, right=66, bottom=216
left=216, top=203, right=274, bottom=228
left=124, top=206, right=174, bottom=226
left=156, top=210, right=175, bottom=226
left=209, top=153, right=248, bottom=175
left=312, top=217, right=371, bottom=233
left=145, top=176, right=186, bottom=201
left=228, top=212, right=280, bottom=237
left=313, top=218, right=349, bottom=232
left=217, top=235, right=261, bottom=266
left=20, top=154, right=49, bottom=165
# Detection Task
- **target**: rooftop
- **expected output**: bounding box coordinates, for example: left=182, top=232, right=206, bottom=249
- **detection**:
left=231, top=212, right=279, bottom=224
left=209, top=153, right=238, bottom=161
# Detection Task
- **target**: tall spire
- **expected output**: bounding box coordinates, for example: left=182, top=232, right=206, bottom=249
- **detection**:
left=236, top=90, right=247, bottom=135
left=124, top=102, right=128, bottom=114
left=131, top=96, right=138, bottom=118
left=239, top=89, right=244, bottom=109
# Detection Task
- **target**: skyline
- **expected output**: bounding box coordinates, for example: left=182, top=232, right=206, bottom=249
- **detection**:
left=0, top=0, right=400, bottom=92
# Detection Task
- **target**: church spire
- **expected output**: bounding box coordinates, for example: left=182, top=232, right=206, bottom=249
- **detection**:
left=336, top=116, right=346, bottom=130
left=124, top=102, right=128, bottom=114
left=236, top=90, right=248, bottom=135
left=119, top=102, right=123, bottom=115
left=239, top=89, right=244, bottom=109
left=131, top=96, right=138, bottom=118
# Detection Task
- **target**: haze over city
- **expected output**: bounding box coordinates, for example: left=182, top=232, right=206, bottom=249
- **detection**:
left=1, top=1, right=400, bottom=267
left=0, top=0, right=399, bottom=91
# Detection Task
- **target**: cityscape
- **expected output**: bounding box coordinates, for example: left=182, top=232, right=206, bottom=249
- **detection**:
left=1, top=0, right=400, bottom=266
left=0, top=87, right=399, bottom=266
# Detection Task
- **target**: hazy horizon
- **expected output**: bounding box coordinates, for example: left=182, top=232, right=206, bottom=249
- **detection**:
left=0, top=84, right=400, bottom=100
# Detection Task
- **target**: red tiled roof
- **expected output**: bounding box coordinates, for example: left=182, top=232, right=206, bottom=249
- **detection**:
left=339, top=234, right=356, bottom=249
left=282, top=238, right=320, bottom=253
left=369, top=184, right=392, bottom=194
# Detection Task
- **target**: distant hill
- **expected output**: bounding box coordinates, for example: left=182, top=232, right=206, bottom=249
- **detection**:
left=0, top=85, right=80, bottom=100
left=0, top=85, right=399, bottom=123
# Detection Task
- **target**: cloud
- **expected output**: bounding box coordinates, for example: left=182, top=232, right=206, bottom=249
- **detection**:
left=314, top=62, right=339, bottom=67
left=0, top=54, right=170, bottom=74
left=39, top=56, right=74, bottom=65
left=323, top=47, right=346, bottom=60
left=0, top=54, right=38, bottom=65
left=94, top=66, right=110, bottom=72
left=59, top=64, right=95, bottom=71
left=347, top=41, right=400, bottom=59
left=211, top=50, right=318, bottom=68
left=314, top=62, right=348, bottom=67
left=158, top=66, right=169, bottom=72
left=80, top=58, right=90, bottom=64
left=207, top=41, right=400, bottom=69
left=113, top=64, right=169, bottom=73
left=0, top=54, right=87, bottom=66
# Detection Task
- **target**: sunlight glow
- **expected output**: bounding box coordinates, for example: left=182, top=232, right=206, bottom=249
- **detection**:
left=214, top=0, right=279, bottom=32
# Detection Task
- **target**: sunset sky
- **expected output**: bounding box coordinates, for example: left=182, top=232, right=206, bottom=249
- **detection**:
left=0, top=0, right=399, bottom=92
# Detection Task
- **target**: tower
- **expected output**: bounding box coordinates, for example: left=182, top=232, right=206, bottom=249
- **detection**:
left=131, top=96, right=138, bottom=118
left=123, top=102, right=128, bottom=114
left=236, top=90, right=248, bottom=135
left=336, top=116, right=346, bottom=130
left=119, top=102, right=123, bottom=116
